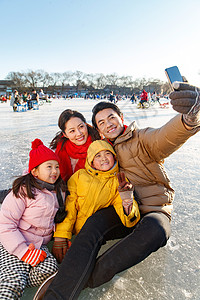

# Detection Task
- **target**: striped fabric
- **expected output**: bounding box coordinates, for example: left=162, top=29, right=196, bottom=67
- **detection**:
left=21, top=249, right=47, bottom=267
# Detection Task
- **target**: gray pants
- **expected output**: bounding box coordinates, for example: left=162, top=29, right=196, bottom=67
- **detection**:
left=0, top=243, right=58, bottom=300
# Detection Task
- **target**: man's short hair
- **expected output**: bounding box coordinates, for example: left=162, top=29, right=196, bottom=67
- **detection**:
left=92, top=101, right=122, bottom=128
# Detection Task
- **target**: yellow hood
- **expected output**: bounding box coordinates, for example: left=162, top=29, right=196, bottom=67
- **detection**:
left=85, top=140, right=118, bottom=176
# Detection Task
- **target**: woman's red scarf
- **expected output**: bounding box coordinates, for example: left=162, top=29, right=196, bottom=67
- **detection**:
left=55, top=135, right=92, bottom=182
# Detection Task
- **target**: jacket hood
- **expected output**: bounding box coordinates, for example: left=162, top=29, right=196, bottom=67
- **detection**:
left=85, top=140, right=118, bottom=176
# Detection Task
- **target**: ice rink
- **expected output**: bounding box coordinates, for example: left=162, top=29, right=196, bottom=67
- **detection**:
left=0, top=98, right=199, bottom=300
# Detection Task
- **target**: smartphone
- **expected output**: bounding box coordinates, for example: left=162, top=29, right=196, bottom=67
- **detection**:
left=165, top=66, right=183, bottom=90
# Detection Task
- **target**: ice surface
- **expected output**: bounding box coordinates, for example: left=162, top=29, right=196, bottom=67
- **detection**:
left=0, top=99, right=199, bottom=300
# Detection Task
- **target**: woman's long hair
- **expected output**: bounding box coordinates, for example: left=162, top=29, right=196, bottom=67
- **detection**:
left=50, top=109, right=100, bottom=150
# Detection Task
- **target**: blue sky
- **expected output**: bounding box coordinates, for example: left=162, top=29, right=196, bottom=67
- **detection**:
left=0, top=0, right=199, bottom=85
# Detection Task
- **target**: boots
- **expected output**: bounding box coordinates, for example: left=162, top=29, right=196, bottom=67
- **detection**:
left=33, top=271, right=58, bottom=300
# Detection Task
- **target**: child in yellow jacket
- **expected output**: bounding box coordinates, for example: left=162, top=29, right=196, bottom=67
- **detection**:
left=52, top=140, right=140, bottom=263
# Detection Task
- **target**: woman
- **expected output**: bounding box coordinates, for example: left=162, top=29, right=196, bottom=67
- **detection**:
left=10, top=90, right=21, bottom=111
left=50, top=109, right=101, bottom=182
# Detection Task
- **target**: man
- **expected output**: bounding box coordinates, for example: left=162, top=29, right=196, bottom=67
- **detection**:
left=109, top=90, right=115, bottom=103
left=36, top=82, right=200, bottom=300
left=29, top=88, right=39, bottom=109
left=139, top=89, right=148, bottom=108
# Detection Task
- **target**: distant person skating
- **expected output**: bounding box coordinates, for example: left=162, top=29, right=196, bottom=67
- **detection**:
left=10, top=90, right=21, bottom=111
left=39, top=89, right=48, bottom=102
left=139, top=89, right=148, bottom=108
left=130, top=92, right=136, bottom=103
left=109, top=91, right=115, bottom=103
left=152, top=91, right=161, bottom=105
left=29, top=89, right=39, bottom=109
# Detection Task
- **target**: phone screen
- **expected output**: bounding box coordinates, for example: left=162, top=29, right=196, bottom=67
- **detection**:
left=165, top=66, right=183, bottom=85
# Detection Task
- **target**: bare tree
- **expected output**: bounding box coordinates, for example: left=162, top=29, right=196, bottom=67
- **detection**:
left=24, top=70, right=42, bottom=88
left=73, top=71, right=86, bottom=92
left=36, top=70, right=53, bottom=89
left=6, top=72, right=26, bottom=89
left=94, top=73, right=106, bottom=90
left=145, top=78, right=163, bottom=93
left=73, top=71, right=84, bottom=83
left=50, top=72, right=62, bottom=86
left=5, top=69, right=170, bottom=95
left=132, top=77, right=148, bottom=91
left=105, top=73, right=119, bottom=86
left=61, top=71, right=74, bottom=86
left=84, top=73, right=95, bottom=87
left=118, top=75, right=133, bottom=88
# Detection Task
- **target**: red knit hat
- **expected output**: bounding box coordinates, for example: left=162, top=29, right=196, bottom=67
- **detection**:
left=28, top=139, right=60, bottom=172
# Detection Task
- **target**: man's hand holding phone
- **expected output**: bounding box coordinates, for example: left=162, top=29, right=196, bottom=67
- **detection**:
left=169, top=82, right=200, bottom=128
left=165, top=66, right=200, bottom=128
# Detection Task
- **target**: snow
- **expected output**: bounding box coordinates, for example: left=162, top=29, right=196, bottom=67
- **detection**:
left=0, top=99, right=199, bottom=300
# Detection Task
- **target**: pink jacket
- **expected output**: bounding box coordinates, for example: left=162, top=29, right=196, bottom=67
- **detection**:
left=0, top=188, right=59, bottom=259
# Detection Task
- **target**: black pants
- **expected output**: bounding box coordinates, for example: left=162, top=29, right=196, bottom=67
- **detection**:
left=44, top=207, right=171, bottom=300
left=140, top=99, right=147, bottom=107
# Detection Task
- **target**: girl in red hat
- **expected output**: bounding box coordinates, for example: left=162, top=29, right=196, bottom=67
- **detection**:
left=0, top=139, right=69, bottom=300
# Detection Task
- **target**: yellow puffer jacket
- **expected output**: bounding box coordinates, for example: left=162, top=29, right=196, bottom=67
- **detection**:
left=54, top=140, right=140, bottom=239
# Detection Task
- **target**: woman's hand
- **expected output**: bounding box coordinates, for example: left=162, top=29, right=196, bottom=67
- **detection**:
left=52, top=237, right=72, bottom=264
